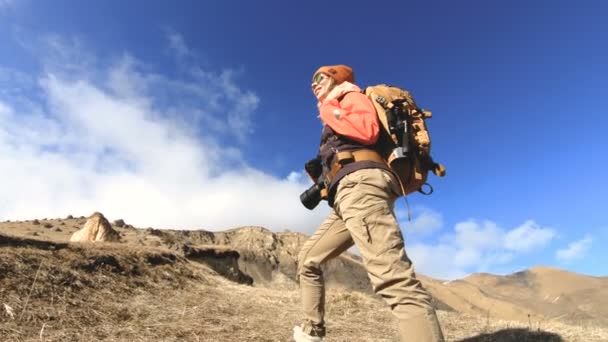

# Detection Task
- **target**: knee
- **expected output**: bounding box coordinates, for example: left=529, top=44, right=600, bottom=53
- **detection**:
left=297, top=253, right=323, bottom=280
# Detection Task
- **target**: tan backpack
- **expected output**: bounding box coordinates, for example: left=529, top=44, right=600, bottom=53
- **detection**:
left=364, top=84, right=446, bottom=196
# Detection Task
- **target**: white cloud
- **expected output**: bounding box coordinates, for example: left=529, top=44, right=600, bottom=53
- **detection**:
left=167, top=31, right=191, bottom=58
left=454, top=219, right=503, bottom=250
left=0, top=34, right=330, bottom=233
left=407, top=219, right=556, bottom=280
left=400, top=207, right=443, bottom=235
left=556, top=235, right=593, bottom=262
left=504, top=220, right=556, bottom=252
left=407, top=243, right=467, bottom=280
left=287, top=171, right=305, bottom=183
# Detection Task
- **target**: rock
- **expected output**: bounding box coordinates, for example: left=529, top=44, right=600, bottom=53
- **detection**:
left=113, top=219, right=125, bottom=227
left=70, top=212, right=121, bottom=243
left=66, top=215, right=74, bottom=219
left=43, top=223, right=53, bottom=229
left=32, top=219, right=40, bottom=225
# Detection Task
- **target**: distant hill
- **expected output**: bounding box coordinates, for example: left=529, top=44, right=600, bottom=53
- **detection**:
left=461, top=266, right=608, bottom=326
left=1, top=216, right=606, bottom=341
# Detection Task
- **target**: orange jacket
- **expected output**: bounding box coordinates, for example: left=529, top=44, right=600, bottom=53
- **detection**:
left=318, top=87, right=379, bottom=145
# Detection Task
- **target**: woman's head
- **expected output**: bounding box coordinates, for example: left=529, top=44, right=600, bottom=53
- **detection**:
left=311, top=64, right=354, bottom=102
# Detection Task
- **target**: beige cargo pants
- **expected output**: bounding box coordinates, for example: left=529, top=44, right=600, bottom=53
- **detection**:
left=297, top=168, right=444, bottom=341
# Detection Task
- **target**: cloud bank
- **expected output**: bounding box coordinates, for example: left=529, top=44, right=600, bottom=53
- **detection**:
left=0, top=33, right=329, bottom=232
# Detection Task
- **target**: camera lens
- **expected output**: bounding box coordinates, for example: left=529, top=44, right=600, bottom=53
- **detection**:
left=300, top=184, right=322, bottom=210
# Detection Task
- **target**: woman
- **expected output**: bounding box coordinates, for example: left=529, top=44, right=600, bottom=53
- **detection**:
left=293, top=65, right=445, bottom=342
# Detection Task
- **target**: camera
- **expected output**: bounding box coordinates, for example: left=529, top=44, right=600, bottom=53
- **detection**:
left=304, top=156, right=322, bottom=180
left=300, top=157, right=325, bottom=210
left=300, top=180, right=325, bottom=210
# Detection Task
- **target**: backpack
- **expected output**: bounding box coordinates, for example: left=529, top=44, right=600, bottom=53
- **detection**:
left=364, top=84, right=446, bottom=196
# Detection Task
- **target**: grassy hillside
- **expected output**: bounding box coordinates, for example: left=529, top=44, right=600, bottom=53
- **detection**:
left=1, top=217, right=607, bottom=341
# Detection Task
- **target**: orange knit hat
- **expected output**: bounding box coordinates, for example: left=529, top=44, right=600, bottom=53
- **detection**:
left=313, top=65, right=354, bottom=84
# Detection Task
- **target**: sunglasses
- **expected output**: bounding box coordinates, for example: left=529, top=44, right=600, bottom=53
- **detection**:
left=312, top=73, right=329, bottom=84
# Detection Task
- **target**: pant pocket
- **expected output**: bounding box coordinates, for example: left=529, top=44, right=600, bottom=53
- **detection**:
left=360, top=204, right=404, bottom=256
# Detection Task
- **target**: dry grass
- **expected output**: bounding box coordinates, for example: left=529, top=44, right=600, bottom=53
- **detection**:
left=0, top=240, right=213, bottom=341
left=0, top=242, right=605, bottom=342
left=1, top=226, right=608, bottom=341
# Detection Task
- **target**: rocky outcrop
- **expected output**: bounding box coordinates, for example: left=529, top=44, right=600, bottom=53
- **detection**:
left=218, top=228, right=370, bottom=289
left=70, top=212, right=121, bottom=242
left=183, top=244, right=253, bottom=285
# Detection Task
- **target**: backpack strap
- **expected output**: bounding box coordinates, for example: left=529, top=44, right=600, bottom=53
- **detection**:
left=336, top=90, right=358, bottom=102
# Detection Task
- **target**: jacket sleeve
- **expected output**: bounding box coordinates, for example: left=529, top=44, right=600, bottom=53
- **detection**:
left=319, top=92, right=379, bottom=145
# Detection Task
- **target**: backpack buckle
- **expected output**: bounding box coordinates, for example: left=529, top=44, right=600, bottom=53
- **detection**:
left=336, top=151, right=354, bottom=165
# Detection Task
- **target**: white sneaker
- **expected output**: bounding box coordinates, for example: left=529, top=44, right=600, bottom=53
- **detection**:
left=293, top=326, right=324, bottom=342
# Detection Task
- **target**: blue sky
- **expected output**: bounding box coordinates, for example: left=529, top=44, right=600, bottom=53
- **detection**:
left=0, top=0, right=606, bottom=279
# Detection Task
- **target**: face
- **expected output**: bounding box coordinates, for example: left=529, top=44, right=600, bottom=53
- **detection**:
left=311, top=73, right=333, bottom=101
